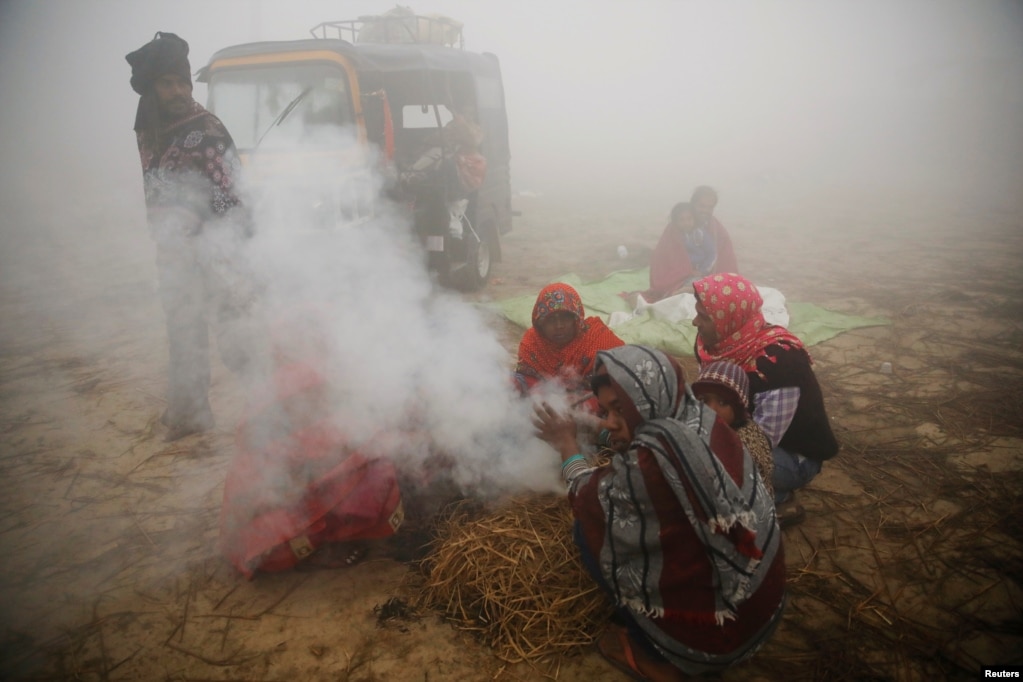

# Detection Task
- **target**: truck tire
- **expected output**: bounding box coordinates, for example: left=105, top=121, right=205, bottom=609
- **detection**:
left=459, top=221, right=495, bottom=291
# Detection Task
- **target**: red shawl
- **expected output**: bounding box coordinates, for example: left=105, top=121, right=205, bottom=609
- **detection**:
left=693, top=273, right=806, bottom=374
left=455, top=152, right=487, bottom=192
left=515, top=283, right=624, bottom=391
left=644, top=217, right=738, bottom=302
left=219, top=363, right=403, bottom=578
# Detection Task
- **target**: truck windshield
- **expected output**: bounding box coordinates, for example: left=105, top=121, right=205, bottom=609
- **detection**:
left=207, top=63, right=355, bottom=151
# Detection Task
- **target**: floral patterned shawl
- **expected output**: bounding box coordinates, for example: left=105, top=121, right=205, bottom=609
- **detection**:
left=137, top=100, right=243, bottom=223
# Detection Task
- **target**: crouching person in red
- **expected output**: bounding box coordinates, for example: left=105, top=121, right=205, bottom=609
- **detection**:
left=534, top=345, right=784, bottom=680
left=219, top=312, right=403, bottom=578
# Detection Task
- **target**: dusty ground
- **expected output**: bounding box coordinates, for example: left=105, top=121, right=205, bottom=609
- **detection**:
left=1, top=186, right=1022, bottom=681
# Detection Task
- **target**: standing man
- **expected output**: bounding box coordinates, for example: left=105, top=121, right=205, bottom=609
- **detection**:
left=126, top=32, right=256, bottom=441
left=691, top=273, right=839, bottom=526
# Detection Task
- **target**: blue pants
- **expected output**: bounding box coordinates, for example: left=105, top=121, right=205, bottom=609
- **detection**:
left=771, top=446, right=822, bottom=505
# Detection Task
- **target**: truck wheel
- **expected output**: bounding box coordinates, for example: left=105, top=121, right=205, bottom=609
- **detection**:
left=460, top=222, right=495, bottom=291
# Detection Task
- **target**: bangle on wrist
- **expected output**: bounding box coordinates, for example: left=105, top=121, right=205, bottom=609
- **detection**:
left=561, top=453, right=586, bottom=469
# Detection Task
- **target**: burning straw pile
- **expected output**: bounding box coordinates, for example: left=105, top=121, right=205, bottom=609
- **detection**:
left=410, top=493, right=611, bottom=668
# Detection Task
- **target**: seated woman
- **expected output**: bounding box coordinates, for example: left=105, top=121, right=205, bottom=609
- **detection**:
left=513, top=282, right=624, bottom=408
left=643, top=199, right=738, bottom=303
left=533, top=345, right=784, bottom=681
left=219, top=309, right=404, bottom=578
left=692, top=272, right=839, bottom=518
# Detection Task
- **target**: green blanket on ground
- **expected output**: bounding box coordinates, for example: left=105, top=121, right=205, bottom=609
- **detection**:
left=492, top=269, right=888, bottom=358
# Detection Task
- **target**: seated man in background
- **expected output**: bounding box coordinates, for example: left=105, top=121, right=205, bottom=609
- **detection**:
left=398, top=106, right=486, bottom=239
left=692, top=273, right=839, bottom=523
left=643, top=187, right=738, bottom=302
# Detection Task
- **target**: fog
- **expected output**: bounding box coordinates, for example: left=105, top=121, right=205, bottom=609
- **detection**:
left=2, top=0, right=1022, bottom=215
left=0, top=1, right=1021, bottom=488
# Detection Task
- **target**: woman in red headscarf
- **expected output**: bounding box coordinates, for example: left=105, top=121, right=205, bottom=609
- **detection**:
left=691, top=273, right=839, bottom=512
left=691, top=273, right=804, bottom=374
left=513, top=282, right=624, bottom=406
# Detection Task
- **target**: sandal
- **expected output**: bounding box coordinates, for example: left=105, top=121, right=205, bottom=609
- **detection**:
left=597, top=627, right=646, bottom=681
left=597, top=625, right=687, bottom=681
left=163, top=410, right=214, bottom=442
left=301, top=541, right=369, bottom=570
left=777, top=503, right=806, bottom=529
left=342, top=542, right=369, bottom=566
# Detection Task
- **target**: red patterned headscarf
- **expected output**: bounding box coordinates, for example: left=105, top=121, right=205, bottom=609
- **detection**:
left=515, top=283, right=624, bottom=388
left=693, top=273, right=806, bottom=373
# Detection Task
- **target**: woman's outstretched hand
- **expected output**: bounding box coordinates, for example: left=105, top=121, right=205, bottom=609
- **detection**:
left=531, top=401, right=579, bottom=460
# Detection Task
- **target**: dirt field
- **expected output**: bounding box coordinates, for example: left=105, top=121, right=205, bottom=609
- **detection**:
left=1, top=186, right=1021, bottom=681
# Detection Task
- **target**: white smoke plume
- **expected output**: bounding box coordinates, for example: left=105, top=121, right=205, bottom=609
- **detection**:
left=230, top=125, right=564, bottom=499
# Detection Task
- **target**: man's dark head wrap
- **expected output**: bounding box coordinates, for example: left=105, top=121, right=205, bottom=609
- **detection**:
left=126, top=32, right=192, bottom=95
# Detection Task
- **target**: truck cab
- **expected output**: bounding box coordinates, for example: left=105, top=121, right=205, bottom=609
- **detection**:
left=199, top=13, right=512, bottom=290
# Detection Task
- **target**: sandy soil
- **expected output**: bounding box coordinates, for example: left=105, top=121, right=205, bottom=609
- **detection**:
left=1, top=186, right=1022, bottom=681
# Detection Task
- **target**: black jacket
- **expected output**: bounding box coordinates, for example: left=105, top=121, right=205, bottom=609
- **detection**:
left=747, top=344, right=839, bottom=462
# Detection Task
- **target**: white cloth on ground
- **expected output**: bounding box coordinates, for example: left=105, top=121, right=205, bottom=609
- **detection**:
left=608, top=286, right=789, bottom=329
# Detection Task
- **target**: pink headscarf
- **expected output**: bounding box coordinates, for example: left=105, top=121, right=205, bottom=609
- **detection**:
left=693, top=273, right=806, bottom=374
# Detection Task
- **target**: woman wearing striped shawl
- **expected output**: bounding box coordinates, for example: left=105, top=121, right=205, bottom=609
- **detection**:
left=534, top=345, right=784, bottom=680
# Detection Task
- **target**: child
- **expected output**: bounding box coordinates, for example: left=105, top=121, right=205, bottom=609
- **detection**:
left=691, top=360, right=775, bottom=498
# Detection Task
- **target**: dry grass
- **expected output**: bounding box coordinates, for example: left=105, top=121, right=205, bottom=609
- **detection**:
left=408, top=495, right=612, bottom=676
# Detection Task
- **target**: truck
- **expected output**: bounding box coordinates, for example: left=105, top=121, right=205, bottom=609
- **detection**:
left=198, top=11, right=512, bottom=290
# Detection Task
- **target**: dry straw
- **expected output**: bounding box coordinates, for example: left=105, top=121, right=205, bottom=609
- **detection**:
left=410, top=493, right=612, bottom=669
